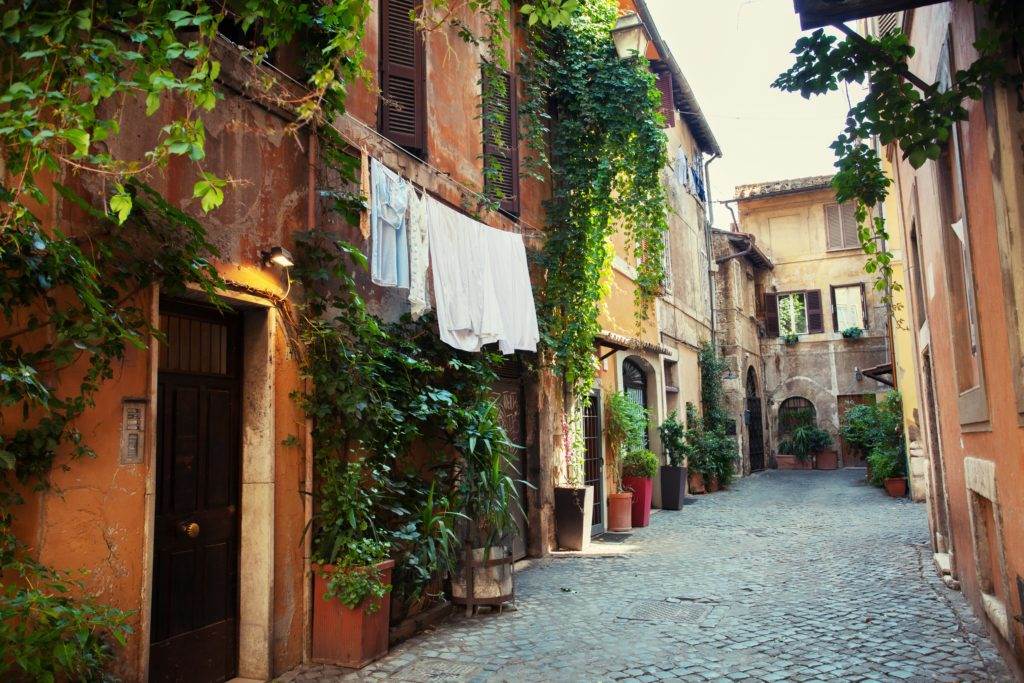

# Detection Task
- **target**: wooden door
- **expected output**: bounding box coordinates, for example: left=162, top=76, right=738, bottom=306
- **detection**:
left=494, top=359, right=528, bottom=560
left=837, top=394, right=876, bottom=468
left=582, top=390, right=605, bottom=535
left=150, top=303, right=242, bottom=683
left=746, top=370, right=765, bottom=472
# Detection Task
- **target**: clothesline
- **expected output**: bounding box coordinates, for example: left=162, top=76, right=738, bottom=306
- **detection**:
left=256, top=56, right=547, bottom=243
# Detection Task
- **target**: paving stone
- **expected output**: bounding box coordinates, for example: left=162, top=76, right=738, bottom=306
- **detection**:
left=276, top=471, right=1012, bottom=683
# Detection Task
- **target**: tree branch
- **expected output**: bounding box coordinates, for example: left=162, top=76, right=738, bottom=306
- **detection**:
left=832, top=22, right=934, bottom=94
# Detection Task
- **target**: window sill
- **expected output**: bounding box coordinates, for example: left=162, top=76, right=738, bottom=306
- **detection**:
left=981, top=592, right=1010, bottom=642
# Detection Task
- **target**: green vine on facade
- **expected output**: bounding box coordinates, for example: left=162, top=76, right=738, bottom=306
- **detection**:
left=772, top=0, right=1024, bottom=302
left=522, top=0, right=670, bottom=400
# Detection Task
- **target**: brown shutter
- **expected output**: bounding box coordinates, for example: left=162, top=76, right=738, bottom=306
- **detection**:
left=806, top=290, right=824, bottom=333
left=764, top=292, right=779, bottom=337
left=380, top=0, right=425, bottom=152
left=825, top=203, right=843, bottom=250
left=840, top=202, right=859, bottom=249
left=652, top=67, right=675, bottom=128
left=860, top=282, right=869, bottom=329
left=830, top=286, right=839, bottom=332
left=483, top=68, right=520, bottom=215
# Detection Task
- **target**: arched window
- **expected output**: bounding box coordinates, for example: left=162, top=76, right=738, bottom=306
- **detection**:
left=622, top=358, right=650, bottom=447
left=778, top=396, right=815, bottom=437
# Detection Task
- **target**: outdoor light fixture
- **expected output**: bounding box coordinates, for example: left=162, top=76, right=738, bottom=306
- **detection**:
left=261, top=246, right=294, bottom=269
left=854, top=366, right=864, bottom=381
left=611, top=12, right=648, bottom=60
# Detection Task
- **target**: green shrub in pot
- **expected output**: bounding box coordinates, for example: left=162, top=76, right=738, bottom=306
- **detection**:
left=778, top=424, right=833, bottom=463
left=621, top=449, right=659, bottom=479
left=658, top=411, right=686, bottom=468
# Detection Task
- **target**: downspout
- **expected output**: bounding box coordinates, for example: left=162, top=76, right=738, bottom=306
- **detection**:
left=704, top=152, right=722, bottom=346
left=302, top=130, right=317, bottom=662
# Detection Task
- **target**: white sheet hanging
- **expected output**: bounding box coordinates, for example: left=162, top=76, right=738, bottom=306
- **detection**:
left=425, top=195, right=539, bottom=354
left=407, top=187, right=431, bottom=319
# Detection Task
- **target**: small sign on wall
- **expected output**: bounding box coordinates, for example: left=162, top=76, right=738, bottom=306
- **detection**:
left=120, top=399, right=147, bottom=465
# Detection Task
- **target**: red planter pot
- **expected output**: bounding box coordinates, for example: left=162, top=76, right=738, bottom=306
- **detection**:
left=688, top=471, right=706, bottom=494
left=622, top=476, right=653, bottom=527
left=312, top=560, right=395, bottom=668
left=884, top=477, right=907, bottom=498
left=608, top=492, right=633, bottom=532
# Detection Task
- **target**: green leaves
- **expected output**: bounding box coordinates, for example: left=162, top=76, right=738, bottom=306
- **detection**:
left=192, top=173, right=226, bottom=213
left=61, top=129, right=90, bottom=157
left=109, top=184, right=133, bottom=224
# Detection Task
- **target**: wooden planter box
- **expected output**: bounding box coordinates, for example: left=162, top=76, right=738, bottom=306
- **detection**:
left=776, top=454, right=813, bottom=470
left=814, top=450, right=838, bottom=470
left=312, top=559, right=395, bottom=668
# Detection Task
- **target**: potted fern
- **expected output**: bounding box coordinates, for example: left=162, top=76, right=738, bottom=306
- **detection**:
left=658, top=411, right=687, bottom=510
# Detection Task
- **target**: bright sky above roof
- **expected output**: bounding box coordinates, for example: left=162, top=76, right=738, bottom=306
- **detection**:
left=645, top=0, right=862, bottom=228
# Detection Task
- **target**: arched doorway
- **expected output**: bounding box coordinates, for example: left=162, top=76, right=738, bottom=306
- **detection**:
left=778, top=396, right=815, bottom=440
left=622, top=358, right=649, bottom=447
left=746, top=368, right=765, bottom=472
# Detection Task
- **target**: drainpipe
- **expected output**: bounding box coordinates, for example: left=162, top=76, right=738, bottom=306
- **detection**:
left=302, top=130, right=317, bottom=662
left=704, top=152, right=722, bottom=346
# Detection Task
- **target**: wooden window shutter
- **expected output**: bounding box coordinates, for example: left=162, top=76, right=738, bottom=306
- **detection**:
left=805, top=290, right=824, bottom=333
left=840, top=202, right=859, bottom=248
left=380, top=0, right=425, bottom=153
left=860, top=282, right=869, bottom=329
left=483, top=68, right=520, bottom=215
left=825, top=203, right=843, bottom=250
left=764, top=293, right=779, bottom=337
left=654, top=69, right=675, bottom=128
left=830, top=286, right=839, bottom=332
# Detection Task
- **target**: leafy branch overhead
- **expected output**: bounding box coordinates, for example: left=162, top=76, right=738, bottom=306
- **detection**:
left=772, top=0, right=1023, bottom=299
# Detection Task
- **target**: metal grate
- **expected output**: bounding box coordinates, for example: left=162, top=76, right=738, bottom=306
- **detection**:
left=617, top=599, right=714, bottom=624
left=394, top=658, right=481, bottom=682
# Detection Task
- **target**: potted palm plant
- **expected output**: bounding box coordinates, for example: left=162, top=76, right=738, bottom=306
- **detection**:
left=658, top=411, right=687, bottom=510
left=605, top=392, right=648, bottom=532
left=621, top=449, right=658, bottom=527
left=450, top=401, right=523, bottom=611
left=777, top=418, right=832, bottom=470
left=311, top=459, right=395, bottom=668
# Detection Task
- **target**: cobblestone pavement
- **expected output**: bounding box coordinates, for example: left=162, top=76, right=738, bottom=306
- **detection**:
left=279, top=470, right=1013, bottom=682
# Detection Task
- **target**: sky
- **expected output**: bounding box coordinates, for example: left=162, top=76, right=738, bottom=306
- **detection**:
left=645, top=0, right=858, bottom=227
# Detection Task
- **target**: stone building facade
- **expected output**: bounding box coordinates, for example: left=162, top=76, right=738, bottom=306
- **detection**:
left=724, top=177, right=892, bottom=468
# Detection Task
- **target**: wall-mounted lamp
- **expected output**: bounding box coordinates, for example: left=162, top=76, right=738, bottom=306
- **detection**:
left=261, top=246, right=294, bottom=269
left=611, top=12, right=648, bottom=60
left=854, top=366, right=864, bottom=382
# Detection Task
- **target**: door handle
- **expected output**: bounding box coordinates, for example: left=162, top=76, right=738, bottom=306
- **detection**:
left=180, top=521, right=200, bottom=539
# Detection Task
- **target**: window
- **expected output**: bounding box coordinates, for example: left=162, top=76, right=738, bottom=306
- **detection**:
left=379, top=0, right=426, bottom=153
left=651, top=64, right=675, bottom=128
left=764, top=290, right=824, bottom=336
left=831, top=284, right=867, bottom=332
left=824, top=202, right=860, bottom=250
left=778, top=292, right=807, bottom=335
left=936, top=35, right=987, bottom=425
left=482, top=67, right=519, bottom=215
left=778, top=397, right=815, bottom=438
left=623, top=358, right=650, bottom=447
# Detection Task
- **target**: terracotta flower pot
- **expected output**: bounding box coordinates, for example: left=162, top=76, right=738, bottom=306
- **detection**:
left=622, top=476, right=653, bottom=527
left=776, top=454, right=813, bottom=470
left=312, top=559, right=395, bottom=668
left=884, top=477, right=907, bottom=498
left=688, top=471, right=706, bottom=494
left=815, top=450, right=838, bottom=470
left=607, top=492, right=633, bottom=532
left=706, top=475, right=720, bottom=493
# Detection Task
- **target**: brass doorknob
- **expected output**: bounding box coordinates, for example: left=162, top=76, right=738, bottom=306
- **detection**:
left=181, top=521, right=200, bottom=538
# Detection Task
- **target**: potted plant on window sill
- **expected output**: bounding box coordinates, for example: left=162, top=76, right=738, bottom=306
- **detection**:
left=841, top=326, right=864, bottom=340
left=622, top=449, right=658, bottom=528
left=658, top=411, right=687, bottom=510
left=554, top=406, right=594, bottom=550
left=782, top=332, right=800, bottom=346
left=777, top=423, right=832, bottom=470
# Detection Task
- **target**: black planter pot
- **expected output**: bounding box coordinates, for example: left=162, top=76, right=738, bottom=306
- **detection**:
left=660, top=465, right=687, bottom=511
left=554, top=485, right=594, bottom=551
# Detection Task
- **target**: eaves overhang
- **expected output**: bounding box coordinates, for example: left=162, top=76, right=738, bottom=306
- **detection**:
left=793, top=0, right=944, bottom=30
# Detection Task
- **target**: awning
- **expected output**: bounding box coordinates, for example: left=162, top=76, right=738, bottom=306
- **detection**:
left=862, top=361, right=894, bottom=387
left=595, top=330, right=672, bottom=361
left=793, top=0, right=944, bottom=30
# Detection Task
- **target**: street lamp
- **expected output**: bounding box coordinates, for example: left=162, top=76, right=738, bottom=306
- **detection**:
left=261, top=245, right=294, bottom=269
left=611, top=12, right=648, bottom=60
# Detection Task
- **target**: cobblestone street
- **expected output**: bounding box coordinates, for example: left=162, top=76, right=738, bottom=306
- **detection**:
left=280, top=470, right=1012, bottom=682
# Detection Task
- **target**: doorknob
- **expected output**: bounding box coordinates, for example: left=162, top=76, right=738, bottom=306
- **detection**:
left=181, top=521, right=200, bottom=538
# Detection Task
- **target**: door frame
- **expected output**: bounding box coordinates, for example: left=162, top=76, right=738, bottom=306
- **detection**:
left=583, top=388, right=606, bottom=536
left=745, top=367, right=765, bottom=472
left=140, top=290, right=278, bottom=681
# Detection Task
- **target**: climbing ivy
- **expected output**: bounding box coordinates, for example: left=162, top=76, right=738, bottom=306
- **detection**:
left=772, top=0, right=1024, bottom=302
left=521, top=0, right=670, bottom=399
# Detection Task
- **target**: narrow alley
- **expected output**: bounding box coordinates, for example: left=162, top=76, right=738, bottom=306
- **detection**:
left=281, top=471, right=1011, bottom=682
